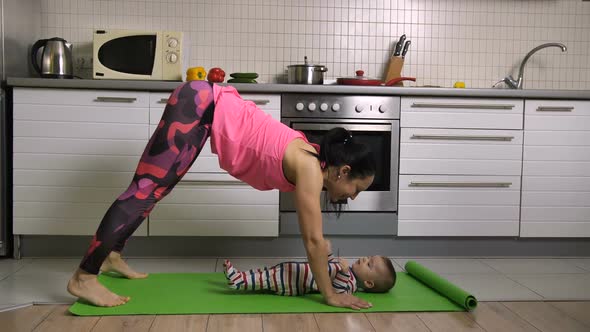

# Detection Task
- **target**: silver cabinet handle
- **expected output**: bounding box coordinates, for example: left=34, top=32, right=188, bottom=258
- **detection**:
left=245, top=99, right=270, bottom=105
left=411, top=134, right=514, bottom=141
left=158, top=98, right=169, bottom=104
left=536, top=106, right=574, bottom=112
left=411, top=102, right=515, bottom=110
left=95, top=97, right=137, bottom=103
left=293, top=123, right=391, bottom=132
left=409, top=181, right=512, bottom=188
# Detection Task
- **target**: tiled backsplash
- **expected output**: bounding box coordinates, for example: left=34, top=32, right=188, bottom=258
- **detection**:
left=41, top=0, right=589, bottom=89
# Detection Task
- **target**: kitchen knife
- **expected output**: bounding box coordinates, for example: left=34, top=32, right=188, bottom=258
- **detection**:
left=401, top=40, right=411, bottom=58
left=393, top=34, right=406, bottom=56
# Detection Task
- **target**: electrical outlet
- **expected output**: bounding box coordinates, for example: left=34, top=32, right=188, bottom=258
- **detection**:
left=72, top=42, right=94, bottom=79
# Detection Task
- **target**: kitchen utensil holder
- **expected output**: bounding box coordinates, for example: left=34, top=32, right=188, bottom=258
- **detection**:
left=384, top=56, right=406, bottom=87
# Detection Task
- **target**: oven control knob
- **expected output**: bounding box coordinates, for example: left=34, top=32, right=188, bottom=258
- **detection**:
left=332, top=103, right=341, bottom=112
left=320, top=103, right=329, bottom=112
left=379, top=105, right=388, bottom=113
left=295, top=102, right=305, bottom=111
left=166, top=52, right=179, bottom=64
left=355, top=105, right=365, bottom=113
left=308, top=103, right=317, bottom=111
left=168, top=38, right=179, bottom=48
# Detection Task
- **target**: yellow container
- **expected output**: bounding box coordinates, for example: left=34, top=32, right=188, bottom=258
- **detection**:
left=186, top=67, right=207, bottom=81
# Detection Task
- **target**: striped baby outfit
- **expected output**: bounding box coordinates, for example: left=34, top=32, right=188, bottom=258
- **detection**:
left=223, top=257, right=358, bottom=296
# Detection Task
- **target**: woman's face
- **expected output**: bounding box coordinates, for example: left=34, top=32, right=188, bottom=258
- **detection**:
left=325, top=166, right=374, bottom=203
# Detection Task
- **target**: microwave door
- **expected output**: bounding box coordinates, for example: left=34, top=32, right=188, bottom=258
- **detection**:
left=97, top=35, right=157, bottom=75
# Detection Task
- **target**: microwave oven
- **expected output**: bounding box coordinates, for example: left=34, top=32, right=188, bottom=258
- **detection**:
left=93, top=29, right=183, bottom=81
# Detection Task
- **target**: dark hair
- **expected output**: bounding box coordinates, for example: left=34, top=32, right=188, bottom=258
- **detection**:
left=317, top=127, right=376, bottom=180
left=364, top=256, right=397, bottom=293
left=305, top=127, right=376, bottom=212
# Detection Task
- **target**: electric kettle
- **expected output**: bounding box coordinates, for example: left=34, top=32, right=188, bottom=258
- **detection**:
left=31, top=37, right=73, bottom=78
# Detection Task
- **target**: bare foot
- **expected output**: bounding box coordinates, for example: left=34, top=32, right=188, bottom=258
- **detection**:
left=100, top=252, right=149, bottom=279
left=67, top=268, right=130, bottom=307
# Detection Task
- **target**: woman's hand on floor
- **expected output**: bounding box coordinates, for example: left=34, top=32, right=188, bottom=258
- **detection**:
left=325, top=292, right=372, bottom=310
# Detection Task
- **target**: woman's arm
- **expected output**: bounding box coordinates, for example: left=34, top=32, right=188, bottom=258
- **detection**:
left=294, top=157, right=371, bottom=310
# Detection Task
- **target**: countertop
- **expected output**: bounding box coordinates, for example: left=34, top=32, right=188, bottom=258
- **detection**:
left=7, top=77, right=590, bottom=100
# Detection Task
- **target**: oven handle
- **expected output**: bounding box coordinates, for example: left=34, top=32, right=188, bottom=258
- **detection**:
left=292, top=123, right=391, bottom=132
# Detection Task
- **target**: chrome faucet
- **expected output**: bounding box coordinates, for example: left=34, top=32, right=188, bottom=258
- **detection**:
left=495, top=43, right=567, bottom=89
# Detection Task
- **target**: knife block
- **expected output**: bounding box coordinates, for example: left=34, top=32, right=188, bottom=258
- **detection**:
left=384, top=57, right=405, bottom=86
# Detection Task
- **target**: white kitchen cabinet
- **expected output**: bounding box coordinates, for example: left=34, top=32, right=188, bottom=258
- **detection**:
left=401, top=97, right=523, bottom=129
left=521, top=100, right=590, bottom=237
left=398, top=175, right=521, bottom=236
left=398, top=97, right=524, bottom=236
left=13, top=88, right=150, bottom=235
left=147, top=92, right=280, bottom=237
left=12, top=87, right=280, bottom=238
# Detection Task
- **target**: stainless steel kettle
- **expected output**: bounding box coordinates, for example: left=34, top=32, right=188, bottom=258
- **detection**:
left=31, top=37, right=73, bottom=78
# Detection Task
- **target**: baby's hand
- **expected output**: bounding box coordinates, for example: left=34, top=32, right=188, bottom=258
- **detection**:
left=325, top=239, right=333, bottom=255
left=337, top=258, right=349, bottom=271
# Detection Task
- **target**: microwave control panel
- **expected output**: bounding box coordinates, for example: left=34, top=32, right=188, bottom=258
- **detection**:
left=162, top=31, right=183, bottom=80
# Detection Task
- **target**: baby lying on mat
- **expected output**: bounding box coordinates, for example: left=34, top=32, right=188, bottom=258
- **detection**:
left=223, top=254, right=396, bottom=295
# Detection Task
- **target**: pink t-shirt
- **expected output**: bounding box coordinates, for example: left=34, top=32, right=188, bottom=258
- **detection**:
left=210, top=84, right=317, bottom=192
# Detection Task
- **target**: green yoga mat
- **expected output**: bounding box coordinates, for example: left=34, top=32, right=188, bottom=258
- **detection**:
left=69, top=261, right=477, bottom=316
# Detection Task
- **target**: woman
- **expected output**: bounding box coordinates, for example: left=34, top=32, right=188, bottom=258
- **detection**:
left=67, top=81, right=376, bottom=310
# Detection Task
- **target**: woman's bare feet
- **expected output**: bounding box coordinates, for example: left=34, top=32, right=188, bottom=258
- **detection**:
left=67, top=268, right=130, bottom=307
left=100, top=252, right=149, bottom=279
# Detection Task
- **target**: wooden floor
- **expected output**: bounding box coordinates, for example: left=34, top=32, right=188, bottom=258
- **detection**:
left=1, top=301, right=589, bottom=332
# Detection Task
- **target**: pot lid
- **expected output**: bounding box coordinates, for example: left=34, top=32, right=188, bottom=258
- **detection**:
left=287, top=56, right=326, bottom=68
left=339, top=70, right=379, bottom=81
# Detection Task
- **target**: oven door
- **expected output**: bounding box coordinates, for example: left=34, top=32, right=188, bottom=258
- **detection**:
left=280, top=119, right=399, bottom=212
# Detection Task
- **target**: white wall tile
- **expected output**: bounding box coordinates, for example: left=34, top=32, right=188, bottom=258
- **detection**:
left=39, top=0, right=590, bottom=88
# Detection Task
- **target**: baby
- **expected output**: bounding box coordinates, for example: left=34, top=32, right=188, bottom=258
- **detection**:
left=223, top=254, right=396, bottom=296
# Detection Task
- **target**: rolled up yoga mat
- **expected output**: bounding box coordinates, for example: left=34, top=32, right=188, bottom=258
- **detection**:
left=405, top=261, right=478, bottom=311
left=70, top=260, right=477, bottom=316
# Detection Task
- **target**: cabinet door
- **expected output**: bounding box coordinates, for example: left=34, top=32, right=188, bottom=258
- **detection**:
left=401, top=97, right=524, bottom=129
left=149, top=183, right=279, bottom=237
left=521, top=100, right=590, bottom=237
left=400, top=128, right=523, bottom=175
left=398, top=175, right=521, bottom=236
left=147, top=91, right=280, bottom=237
left=13, top=88, right=150, bottom=236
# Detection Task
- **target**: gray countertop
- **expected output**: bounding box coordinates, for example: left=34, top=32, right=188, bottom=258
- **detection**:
left=7, top=77, right=590, bottom=99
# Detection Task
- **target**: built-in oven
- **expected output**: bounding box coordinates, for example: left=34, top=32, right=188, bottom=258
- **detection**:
left=280, top=94, right=400, bottom=235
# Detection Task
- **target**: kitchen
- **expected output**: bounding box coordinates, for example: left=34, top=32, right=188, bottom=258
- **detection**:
left=1, top=0, right=590, bottom=330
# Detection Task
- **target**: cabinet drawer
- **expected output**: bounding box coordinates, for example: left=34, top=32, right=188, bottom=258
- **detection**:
left=14, top=170, right=135, bottom=187
left=14, top=88, right=149, bottom=108
left=400, top=128, right=523, bottom=175
left=14, top=137, right=147, bottom=156
left=15, top=121, right=147, bottom=140
left=14, top=104, right=149, bottom=124
left=14, top=154, right=141, bottom=172
left=13, top=217, right=147, bottom=236
left=520, top=222, right=590, bottom=238
left=525, top=100, right=590, bottom=130
left=398, top=175, right=520, bottom=236
left=156, top=184, right=278, bottom=205
left=401, top=97, right=523, bottom=129
left=150, top=184, right=279, bottom=237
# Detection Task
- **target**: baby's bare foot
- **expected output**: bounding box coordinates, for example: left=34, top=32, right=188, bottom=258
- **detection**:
left=100, top=252, right=148, bottom=279
left=67, top=269, right=130, bottom=307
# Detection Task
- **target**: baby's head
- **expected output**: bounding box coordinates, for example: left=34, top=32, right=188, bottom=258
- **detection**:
left=351, top=255, right=396, bottom=293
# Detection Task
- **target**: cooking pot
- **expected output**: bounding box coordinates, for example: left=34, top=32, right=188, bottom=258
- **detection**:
left=287, top=56, right=328, bottom=84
